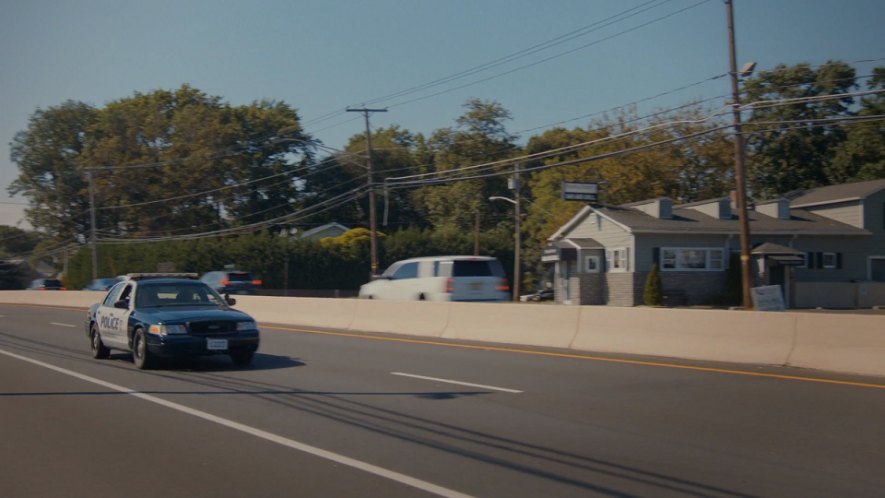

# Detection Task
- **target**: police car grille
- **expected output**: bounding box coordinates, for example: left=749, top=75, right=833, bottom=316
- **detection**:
left=188, top=320, right=237, bottom=336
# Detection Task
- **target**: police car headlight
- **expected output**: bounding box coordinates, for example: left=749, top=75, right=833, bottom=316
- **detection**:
left=149, top=324, right=187, bottom=336
left=236, top=321, right=257, bottom=331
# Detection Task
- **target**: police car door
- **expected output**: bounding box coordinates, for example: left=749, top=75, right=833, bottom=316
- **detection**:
left=96, top=282, right=133, bottom=349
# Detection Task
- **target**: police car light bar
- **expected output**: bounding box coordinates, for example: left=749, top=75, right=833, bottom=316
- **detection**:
left=124, top=273, right=199, bottom=281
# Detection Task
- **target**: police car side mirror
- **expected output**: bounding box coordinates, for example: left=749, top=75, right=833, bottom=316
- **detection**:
left=114, top=299, right=129, bottom=309
left=225, top=295, right=236, bottom=306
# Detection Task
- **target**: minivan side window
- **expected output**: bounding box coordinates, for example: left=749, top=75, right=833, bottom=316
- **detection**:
left=391, top=262, right=419, bottom=280
left=453, top=260, right=500, bottom=277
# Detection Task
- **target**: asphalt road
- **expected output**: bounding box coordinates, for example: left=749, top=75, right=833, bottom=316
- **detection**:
left=1, top=304, right=883, bottom=498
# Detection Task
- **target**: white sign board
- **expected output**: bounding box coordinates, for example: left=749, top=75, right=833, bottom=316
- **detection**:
left=751, top=285, right=785, bottom=311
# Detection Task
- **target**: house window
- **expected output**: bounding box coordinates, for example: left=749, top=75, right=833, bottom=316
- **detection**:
left=709, top=249, right=724, bottom=269
left=606, top=248, right=628, bottom=272
left=659, top=247, right=726, bottom=271
left=822, top=252, right=837, bottom=269
left=585, top=255, right=600, bottom=273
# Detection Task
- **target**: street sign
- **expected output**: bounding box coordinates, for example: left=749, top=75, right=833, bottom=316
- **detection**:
left=562, top=182, right=598, bottom=201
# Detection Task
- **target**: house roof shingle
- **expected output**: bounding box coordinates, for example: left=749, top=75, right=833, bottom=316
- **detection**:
left=585, top=205, right=869, bottom=236
left=787, top=178, right=885, bottom=208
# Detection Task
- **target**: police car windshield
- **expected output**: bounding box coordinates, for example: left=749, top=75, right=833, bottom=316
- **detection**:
left=135, top=282, right=226, bottom=308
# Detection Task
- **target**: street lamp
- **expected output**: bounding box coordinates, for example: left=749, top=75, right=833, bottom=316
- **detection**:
left=489, top=195, right=521, bottom=302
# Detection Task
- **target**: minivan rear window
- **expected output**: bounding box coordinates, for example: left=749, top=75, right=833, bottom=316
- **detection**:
left=228, top=272, right=253, bottom=282
left=452, top=260, right=504, bottom=277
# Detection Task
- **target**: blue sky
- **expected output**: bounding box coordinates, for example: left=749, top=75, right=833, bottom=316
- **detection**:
left=1, top=0, right=883, bottom=227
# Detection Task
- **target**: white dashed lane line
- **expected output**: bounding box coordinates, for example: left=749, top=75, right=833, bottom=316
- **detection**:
left=391, top=372, right=523, bottom=394
left=50, top=322, right=77, bottom=328
left=0, top=348, right=476, bottom=498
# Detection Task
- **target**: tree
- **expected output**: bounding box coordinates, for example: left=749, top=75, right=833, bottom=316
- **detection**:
left=10, top=85, right=317, bottom=241
left=0, top=226, right=42, bottom=257
left=743, top=61, right=858, bottom=198
left=412, top=99, right=519, bottom=232
left=306, top=126, right=428, bottom=230
left=8, top=100, right=97, bottom=240
left=829, top=66, right=885, bottom=182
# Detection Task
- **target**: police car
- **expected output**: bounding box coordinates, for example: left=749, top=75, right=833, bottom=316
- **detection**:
left=85, top=273, right=260, bottom=369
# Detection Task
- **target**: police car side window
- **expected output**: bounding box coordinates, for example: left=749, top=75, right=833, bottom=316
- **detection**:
left=118, top=284, right=133, bottom=303
left=103, top=282, right=126, bottom=306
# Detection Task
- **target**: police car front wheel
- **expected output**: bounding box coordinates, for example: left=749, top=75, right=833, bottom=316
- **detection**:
left=90, top=324, right=109, bottom=359
left=132, top=329, right=153, bottom=370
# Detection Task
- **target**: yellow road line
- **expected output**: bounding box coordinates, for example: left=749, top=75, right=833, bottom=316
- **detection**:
left=266, top=325, right=885, bottom=390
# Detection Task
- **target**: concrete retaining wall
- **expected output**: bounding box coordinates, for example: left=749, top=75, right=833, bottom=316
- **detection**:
left=1, top=291, right=882, bottom=377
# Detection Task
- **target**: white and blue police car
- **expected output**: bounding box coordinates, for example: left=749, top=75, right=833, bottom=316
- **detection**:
left=85, top=273, right=260, bottom=369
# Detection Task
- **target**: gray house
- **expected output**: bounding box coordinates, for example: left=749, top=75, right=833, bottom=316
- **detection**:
left=544, top=179, right=885, bottom=308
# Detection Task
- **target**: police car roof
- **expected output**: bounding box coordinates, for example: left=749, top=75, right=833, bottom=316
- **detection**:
left=124, top=273, right=199, bottom=281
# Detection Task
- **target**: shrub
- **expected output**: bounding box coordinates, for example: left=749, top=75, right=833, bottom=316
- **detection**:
left=643, top=263, right=664, bottom=306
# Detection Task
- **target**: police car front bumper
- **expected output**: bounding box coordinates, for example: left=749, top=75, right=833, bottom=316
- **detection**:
left=145, top=332, right=260, bottom=358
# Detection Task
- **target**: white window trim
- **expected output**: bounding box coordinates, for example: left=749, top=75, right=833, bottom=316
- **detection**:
left=584, top=255, right=600, bottom=273
left=659, top=247, right=726, bottom=272
left=606, top=248, right=629, bottom=273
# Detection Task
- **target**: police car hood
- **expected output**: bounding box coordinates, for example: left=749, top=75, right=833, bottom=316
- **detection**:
left=137, top=306, right=252, bottom=323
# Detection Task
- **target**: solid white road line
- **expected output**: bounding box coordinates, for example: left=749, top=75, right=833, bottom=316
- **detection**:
left=50, top=322, right=76, bottom=328
left=0, top=348, right=475, bottom=498
left=391, top=372, right=523, bottom=394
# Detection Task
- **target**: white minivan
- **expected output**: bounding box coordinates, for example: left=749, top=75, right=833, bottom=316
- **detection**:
left=358, top=256, right=510, bottom=302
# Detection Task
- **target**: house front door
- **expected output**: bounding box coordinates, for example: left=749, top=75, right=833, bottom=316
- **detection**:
left=769, top=264, right=789, bottom=306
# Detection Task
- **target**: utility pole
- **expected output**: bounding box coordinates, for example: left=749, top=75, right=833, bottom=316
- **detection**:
left=347, top=107, right=387, bottom=276
left=725, top=0, right=753, bottom=309
left=510, top=163, right=522, bottom=302
left=87, top=170, right=98, bottom=280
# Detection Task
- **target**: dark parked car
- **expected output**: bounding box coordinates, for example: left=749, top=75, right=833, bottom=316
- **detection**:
left=200, top=270, right=262, bottom=295
left=29, top=278, right=65, bottom=290
left=85, top=273, right=260, bottom=369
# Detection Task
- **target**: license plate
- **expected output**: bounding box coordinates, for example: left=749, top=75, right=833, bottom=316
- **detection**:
left=469, top=282, right=483, bottom=291
left=206, top=339, right=228, bottom=351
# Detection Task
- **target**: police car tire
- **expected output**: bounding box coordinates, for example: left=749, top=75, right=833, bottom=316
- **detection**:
left=90, top=324, right=110, bottom=359
left=132, top=329, right=153, bottom=370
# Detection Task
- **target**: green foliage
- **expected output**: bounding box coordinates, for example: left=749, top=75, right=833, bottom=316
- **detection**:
left=743, top=61, right=860, bottom=198
left=10, top=85, right=316, bottom=241
left=412, top=99, right=518, bottom=232
left=643, top=264, right=663, bottom=306
left=0, top=226, right=42, bottom=257
left=0, top=260, right=26, bottom=290
left=829, top=67, right=885, bottom=182
left=9, top=100, right=97, bottom=239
